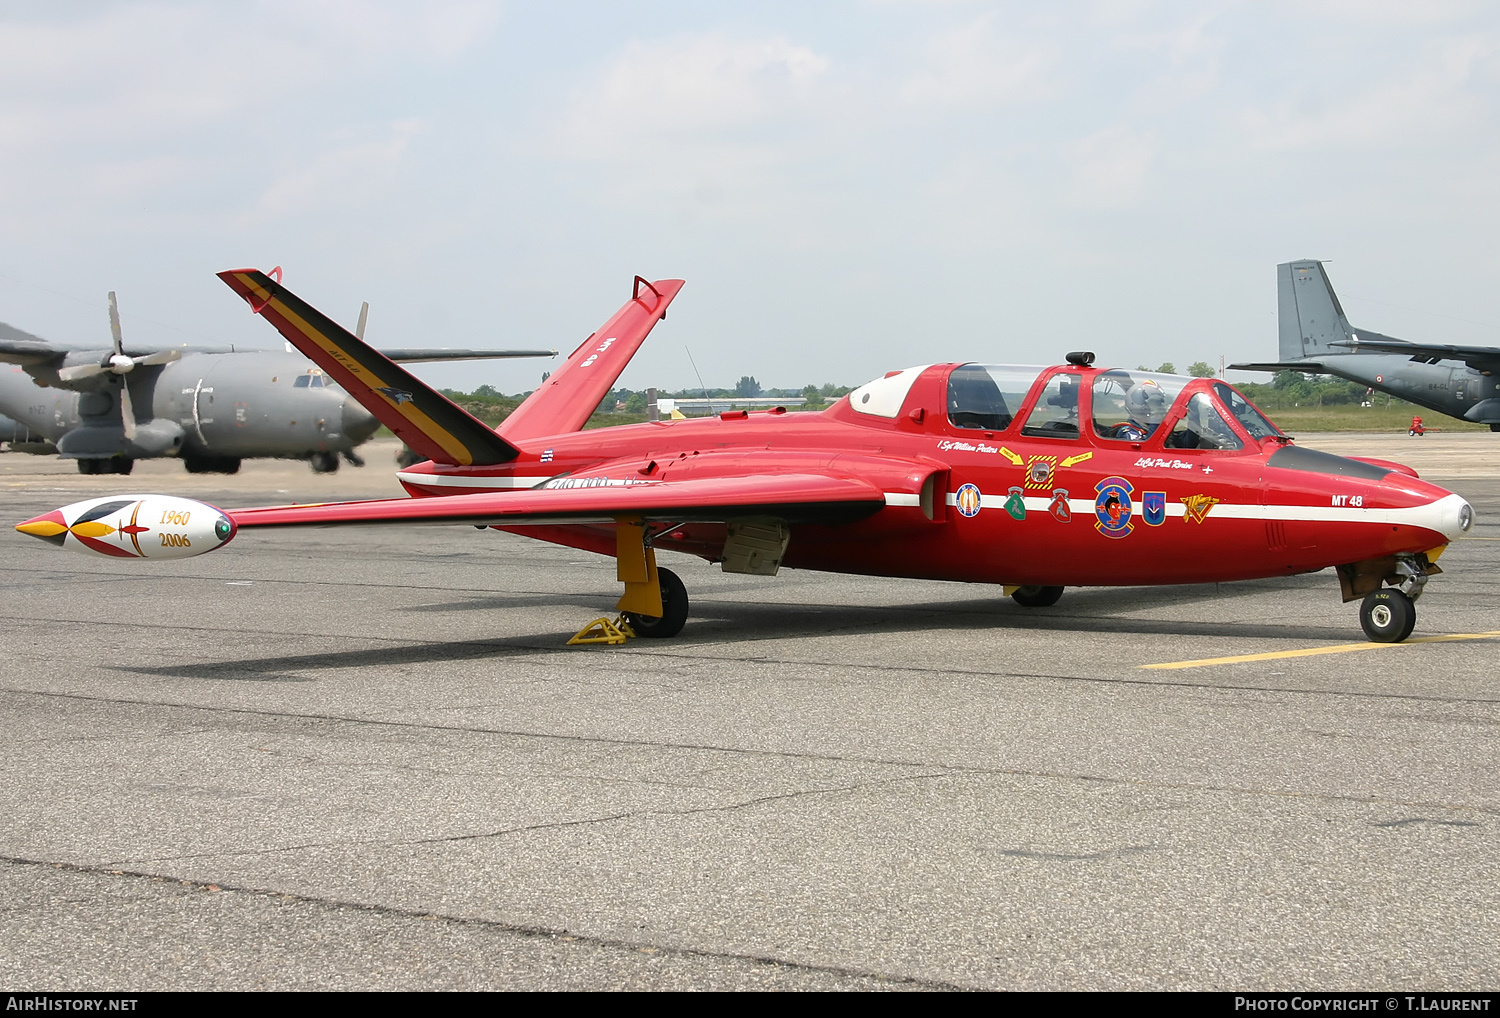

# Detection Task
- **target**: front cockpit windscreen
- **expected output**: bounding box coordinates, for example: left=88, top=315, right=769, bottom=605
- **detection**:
left=292, top=371, right=340, bottom=391
left=1090, top=370, right=1192, bottom=442
left=947, top=364, right=1046, bottom=431
left=1213, top=382, right=1283, bottom=440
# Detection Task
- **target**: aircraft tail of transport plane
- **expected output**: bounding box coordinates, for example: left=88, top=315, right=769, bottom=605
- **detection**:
left=1232, top=260, right=1500, bottom=430
left=16, top=269, right=1477, bottom=645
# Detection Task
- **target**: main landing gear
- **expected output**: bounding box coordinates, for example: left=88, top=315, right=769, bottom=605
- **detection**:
left=76, top=457, right=133, bottom=475
left=570, top=517, right=691, bottom=645
left=1011, top=585, right=1064, bottom=608
left=626, top=567, right=688, bottom=638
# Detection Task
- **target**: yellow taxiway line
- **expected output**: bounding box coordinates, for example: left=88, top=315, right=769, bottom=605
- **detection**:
left=1142, top=631, right=1500, bottom=670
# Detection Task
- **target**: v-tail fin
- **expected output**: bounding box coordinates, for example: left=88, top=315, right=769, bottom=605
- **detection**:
left=499, top=276, right=684, bottom=442
left=217, top=269, right=519, bottom=466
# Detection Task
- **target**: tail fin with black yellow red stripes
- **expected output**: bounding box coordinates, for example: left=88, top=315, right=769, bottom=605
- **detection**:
left=499, top=276, right=684, bottom=442
left=218, top=268, right=520, bottom=466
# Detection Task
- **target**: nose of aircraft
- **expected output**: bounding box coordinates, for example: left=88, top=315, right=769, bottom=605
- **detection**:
left=340, top=396, right=380, bottom=444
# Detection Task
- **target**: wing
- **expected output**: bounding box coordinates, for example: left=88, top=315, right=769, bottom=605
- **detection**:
left=1332, top=338, right=1500, bottom=372
left=380, top=348, right=558, bottom=362
left=1229, top=361, right=1332, bottom=373
left=0, top=323, right=65, bottom=367
left=229, top=474, right=884, bottom=529
left=218, top=269, right=520, bottom=466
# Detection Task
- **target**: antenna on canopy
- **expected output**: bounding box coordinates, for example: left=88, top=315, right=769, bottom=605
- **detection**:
left=685, top=346, right=710, bottom=401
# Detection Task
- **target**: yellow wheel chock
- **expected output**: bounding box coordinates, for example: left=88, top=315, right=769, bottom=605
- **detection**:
left=568, top=516, right=661, bottom=646
left=568, top=614, right=637, bottom=646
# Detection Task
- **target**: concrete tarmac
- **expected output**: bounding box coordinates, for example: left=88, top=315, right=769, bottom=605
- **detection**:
left=0, top=436, right=1496, bottom=990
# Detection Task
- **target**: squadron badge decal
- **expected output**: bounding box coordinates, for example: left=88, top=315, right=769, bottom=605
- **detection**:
left=1094, top=476, right=1135, bottom=539
left=1004, top=486, right=1027, bottom=520
left=1181, top=494, right=1221, bottom=524
left=1049, top=489, right=1071, bottom=523
left=1142, top=491, right=1166, bottom=527
left=955, top=483, right=983, bottom=518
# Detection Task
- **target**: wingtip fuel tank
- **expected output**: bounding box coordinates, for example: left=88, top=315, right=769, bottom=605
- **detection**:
left=15, top=495, right=236, bottom=559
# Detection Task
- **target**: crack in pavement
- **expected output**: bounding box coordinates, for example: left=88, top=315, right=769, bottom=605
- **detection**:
left=2, top=688, right=1497, bottom=820
left=104, top=772, right=949, bottom=868
left=0, top=855, right=969, bottom=991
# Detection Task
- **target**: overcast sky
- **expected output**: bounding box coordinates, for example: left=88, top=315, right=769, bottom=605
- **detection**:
left=2, top=1, right=1498, bottom=395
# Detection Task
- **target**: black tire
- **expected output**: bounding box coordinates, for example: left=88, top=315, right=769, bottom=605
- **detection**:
left=1012, top=585, right=1064, bottom=608
left=76, top=459, right=102, bottom=475
left=1360, top=588, right=1416, bottom=643
left=625, top=567, right=689, bottom=638
left=112, top=458, right=134, bottom=475
left=310, top=451, right=340, bottom=473
left=184, top=456, right=241, bottom=474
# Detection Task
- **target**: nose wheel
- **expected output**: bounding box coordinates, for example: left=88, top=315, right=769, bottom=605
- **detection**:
left=1360, top=589, right=1416, bottom=643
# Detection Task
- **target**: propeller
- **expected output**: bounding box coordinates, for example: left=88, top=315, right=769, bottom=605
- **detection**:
left=56, top=292, right=183, bottom=383
left=55, top=292, right=183, bottom=439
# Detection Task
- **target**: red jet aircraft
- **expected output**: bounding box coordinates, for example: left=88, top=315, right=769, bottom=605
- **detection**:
left=16, top=270, right=1475, bottom=644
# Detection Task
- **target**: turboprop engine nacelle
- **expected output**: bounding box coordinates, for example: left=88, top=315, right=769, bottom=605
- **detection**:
left=15, top=495, right=235, bottom=559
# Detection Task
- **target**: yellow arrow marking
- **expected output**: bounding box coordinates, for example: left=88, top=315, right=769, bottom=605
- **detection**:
left=1141, top=631, right=1500, bottom=670
left=998, top=446, right=1023, bottom=466
left=1061, top=451, right=1094, bottom=468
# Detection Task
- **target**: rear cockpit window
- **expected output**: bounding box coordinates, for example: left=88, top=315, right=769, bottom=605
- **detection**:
left=1090, top=370, right=1190, bottom=442
left=1021, top=373, right=1083, bottom=439
left=946, top=364, right=1045, bottom=431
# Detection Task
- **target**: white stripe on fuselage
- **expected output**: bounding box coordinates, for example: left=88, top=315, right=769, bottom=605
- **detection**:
left=942, top=490, right=1470, bottom=538
left=396, top=472, right=554, bottom=490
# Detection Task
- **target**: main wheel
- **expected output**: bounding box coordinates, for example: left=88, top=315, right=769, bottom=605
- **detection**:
left=1360, top=588, right=1416, bottom=643
left=625, top=567, right=689, bottom=638
left=310, top=451, right=340, bottom=473
left=1012, top=585, right=1064, bottom=608
left=184, top=456, right=241, bottom=474
left=111, top=457, right=134, bottom=475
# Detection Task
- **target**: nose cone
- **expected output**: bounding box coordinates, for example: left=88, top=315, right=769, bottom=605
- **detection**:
left=1430, top=493, right=1475, bottom=543
left=340, top=396, right=380, bottom=444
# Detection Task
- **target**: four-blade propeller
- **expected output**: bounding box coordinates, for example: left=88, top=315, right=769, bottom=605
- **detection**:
left=55, top=291, right=182, bottom=438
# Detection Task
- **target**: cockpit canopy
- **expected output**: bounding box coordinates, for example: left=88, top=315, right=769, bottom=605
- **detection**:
left=942, top=362, right=1281, bottom=448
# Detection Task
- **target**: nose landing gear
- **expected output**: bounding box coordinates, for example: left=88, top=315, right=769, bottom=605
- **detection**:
left=1359, top=588, right=1417, bottom=643
left=1341, top=551, right=1438, bottom=643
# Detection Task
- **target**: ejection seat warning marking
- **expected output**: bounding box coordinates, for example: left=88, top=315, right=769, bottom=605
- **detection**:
left=1141, top=630, right=1500, bottom=670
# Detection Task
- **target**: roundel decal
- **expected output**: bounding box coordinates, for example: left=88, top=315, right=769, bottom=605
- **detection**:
left=955, top=483, right=983, bottom=518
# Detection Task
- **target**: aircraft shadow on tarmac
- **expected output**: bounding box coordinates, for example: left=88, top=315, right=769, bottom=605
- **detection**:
left=113, top=579, right=1348, bottom=683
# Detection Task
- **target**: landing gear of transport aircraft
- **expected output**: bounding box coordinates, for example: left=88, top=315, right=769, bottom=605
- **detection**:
left=309, top=451, right=340, bottom=473
left=1360, top=589, right=1417, bottom=643
left=625, top=567, right=689, bottom=638
left=183, top=456, right=241, bottom=474
left=1011, top=585, right=1064, bottom=608
left=76, top=457, right=132, bottom=475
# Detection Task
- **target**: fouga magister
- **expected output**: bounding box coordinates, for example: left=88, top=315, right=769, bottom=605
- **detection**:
left=16, top=270, right=1475, bottom=644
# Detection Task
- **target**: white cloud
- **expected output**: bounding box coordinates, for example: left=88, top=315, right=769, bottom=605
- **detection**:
left=256, top=120, right=421, bottom=216
left=548, top=32, right=831, bottom=153
left=1236, top=35, right=1494, bottom=152
left=898, top=14, right=1058, bottom=108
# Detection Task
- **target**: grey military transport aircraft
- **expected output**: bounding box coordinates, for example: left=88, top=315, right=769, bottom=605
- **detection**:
left=0, top=293, right=554, bottom=475
left=1232, top=260, right=1500, bottom=431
